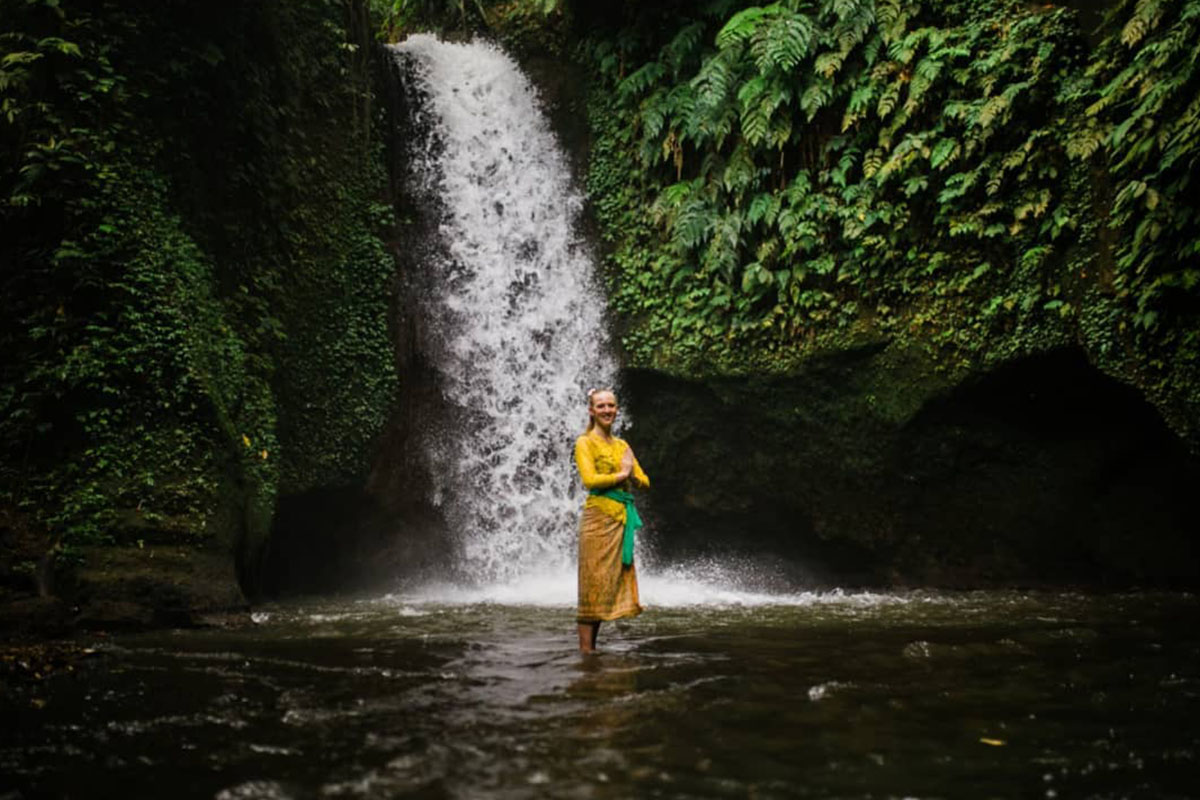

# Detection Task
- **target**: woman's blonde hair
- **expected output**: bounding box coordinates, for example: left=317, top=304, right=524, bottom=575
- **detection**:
left=585, top=387, right=615, bottom=432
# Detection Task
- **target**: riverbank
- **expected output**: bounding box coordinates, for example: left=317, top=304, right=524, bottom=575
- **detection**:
left=2, top=505, right=250, bottom=640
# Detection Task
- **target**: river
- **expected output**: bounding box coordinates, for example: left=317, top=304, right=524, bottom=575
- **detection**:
left=4, top=586, right=1197, bottom=798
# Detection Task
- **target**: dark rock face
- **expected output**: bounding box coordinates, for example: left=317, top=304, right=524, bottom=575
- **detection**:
left=62, top=546, right=245, bottom=631
left=253, top=44, right=452, bottom=598
left=0, top=541, right=248, bottom=638
left=892, top=350, right=1198, bottom=586
left=257, top=483, right=448, bottom=597
left=624, top=347, right=1199, bottom=588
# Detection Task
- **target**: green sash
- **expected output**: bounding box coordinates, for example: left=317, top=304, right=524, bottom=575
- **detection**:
left=589, top=488, right=643, bottom=566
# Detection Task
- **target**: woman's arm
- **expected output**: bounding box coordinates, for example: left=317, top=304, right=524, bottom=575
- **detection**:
left=574, top=436, right=623, bottom=490
left=630, top=454, right=650, bottom=490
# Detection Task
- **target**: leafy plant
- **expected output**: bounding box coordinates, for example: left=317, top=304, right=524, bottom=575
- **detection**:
left=1, top=0, right=399, bottom=559
left=586, top=1, right=1087, bottom=370
left=1067, top=0, right=1200, bottom=333
left=580, top=0, right=1199, bottom=441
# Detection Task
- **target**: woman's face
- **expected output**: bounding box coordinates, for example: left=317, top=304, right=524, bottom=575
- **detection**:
left=590, top=391, right=618, bottom=428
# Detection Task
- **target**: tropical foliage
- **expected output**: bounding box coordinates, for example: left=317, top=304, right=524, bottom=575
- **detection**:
left=382, top=0, right=561, bottom=37
left=1066, top=0, right=1200, bottom=337
left=581, top=0, right=1199, bottom=439
left=0, top=0, right=398, bottom=560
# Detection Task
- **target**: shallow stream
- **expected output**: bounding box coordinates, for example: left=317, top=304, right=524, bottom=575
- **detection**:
left=4, top=584, right=1198, bottom=798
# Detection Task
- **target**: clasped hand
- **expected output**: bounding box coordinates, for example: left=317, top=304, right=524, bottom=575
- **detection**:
left=615, top=446, right=635, bottom=484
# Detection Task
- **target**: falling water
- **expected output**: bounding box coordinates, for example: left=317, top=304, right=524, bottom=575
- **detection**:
left=390, top=36, right=618, bottom=587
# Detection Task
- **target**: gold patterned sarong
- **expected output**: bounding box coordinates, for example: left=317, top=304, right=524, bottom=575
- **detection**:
left=577, top=506, right=642, bottom=622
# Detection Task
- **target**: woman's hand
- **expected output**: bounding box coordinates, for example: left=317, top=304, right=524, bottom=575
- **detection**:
left=616, top=446, right=635, bottom=483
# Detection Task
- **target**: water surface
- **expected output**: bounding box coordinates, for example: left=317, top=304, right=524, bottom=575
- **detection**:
left=4, top=589, right=1198, bottom=798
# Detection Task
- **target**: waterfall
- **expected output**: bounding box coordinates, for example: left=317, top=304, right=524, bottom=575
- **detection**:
left=390, top=35, right=619, bottom=587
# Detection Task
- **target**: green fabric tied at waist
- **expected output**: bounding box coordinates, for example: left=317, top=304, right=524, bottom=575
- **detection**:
left=590, top=488, right=643, bottom=566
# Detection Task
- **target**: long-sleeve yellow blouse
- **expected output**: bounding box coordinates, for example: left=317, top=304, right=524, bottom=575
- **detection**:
left=574, top=431, right=650, bottom=523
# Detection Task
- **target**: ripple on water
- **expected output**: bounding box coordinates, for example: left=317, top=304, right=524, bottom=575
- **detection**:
left=215, top=781, right=295, bottom=800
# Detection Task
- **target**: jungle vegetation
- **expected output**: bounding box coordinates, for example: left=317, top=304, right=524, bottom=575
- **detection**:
left=393, top=0, right=1198, bottom=444
left=1, top=0, right=397, bottom=571
left=571, top=0, right=1199, bottom=446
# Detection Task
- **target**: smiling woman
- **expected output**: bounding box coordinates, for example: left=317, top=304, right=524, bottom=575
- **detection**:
left=572, top=389, right=650, bottom=653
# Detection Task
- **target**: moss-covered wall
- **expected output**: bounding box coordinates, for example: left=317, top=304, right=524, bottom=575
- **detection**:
left=573, top=0, right=1200, bottom=451
left=0, top=0, right=398, bottom=602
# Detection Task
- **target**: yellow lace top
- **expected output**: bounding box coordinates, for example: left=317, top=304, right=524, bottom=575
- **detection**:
left=574, top=431, right=650, bottom=523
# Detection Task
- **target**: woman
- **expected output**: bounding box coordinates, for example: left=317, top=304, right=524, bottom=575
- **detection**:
left=573, top=388, right=650, bottom=653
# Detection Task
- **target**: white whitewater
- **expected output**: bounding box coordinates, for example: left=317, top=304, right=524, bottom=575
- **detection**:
left=391, top=35, right=618, bottom=588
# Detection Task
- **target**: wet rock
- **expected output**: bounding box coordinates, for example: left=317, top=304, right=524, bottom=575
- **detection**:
left=65, top=545, right=248, bottom=631
left=624, top=346, right=1200, bottom=588
left=2, top=504, right=251, bottom=637
left=257, top=485, right=448, bottom=597
left=73, top=600, right=156, bottom=631
left=0, top=597, right=74, bottom=640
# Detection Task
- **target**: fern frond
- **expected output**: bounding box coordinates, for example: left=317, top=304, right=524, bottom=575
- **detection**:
left=929, top=138, right=960, bottom=170
left=842, top=82, right=875, bottom=130
left=750, top=12, right=816, bottom=73
left=862, top=148, right=884, bottom=179
left=861, top=34, right=883, bottom=66
left=741, top=96, right=773, bottom=145
left=664, top=21, right=706, bottom=73
left=618, top=61, right=665, bottom=100
left=800, top=75, right=834, bottom=120
left=666, top=83, right=698, bottom=122
left=875, top=0, right=902, bottom=30
left=640, top=89, right=667, bottom=139
left=887, top=28, right=924, bottom=65
left=736, top=75, right=767, bottom=106
left=747, top=192, right=781, bottom=226
left=722, top=143, right=759, bottom=193
left=671, top=192, right=715, bottom=249
left=976, top=95, right=1009, bottom=129
left=905, top=57, right=943, bottom=113
left=1121, top=0, right=1165, bottom=47
left=876, top=80, right=901, bottom=118
left=875, top=0, right=907, bottom=42
left=690, top=49, right=738, bottom=119
left=833, top=0, right=874, bottom=54
left=832, top=0, right=861, bottom=22
left=814, top=51, right=844, bottom=78
left=717, top=6, right=770, bottom=48
left=1066, top=126, right=1107, bottom=161
left=709, top=105, right=739, bottom=150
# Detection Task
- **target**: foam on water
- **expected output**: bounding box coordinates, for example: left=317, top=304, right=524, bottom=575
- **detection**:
left=380, top=561, right=912, bottom=609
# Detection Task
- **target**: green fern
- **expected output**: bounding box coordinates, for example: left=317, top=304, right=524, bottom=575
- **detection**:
left=842, top=82, right=875, bottom=130
left=664, top=21, right=707, bottom=74
left=716, top=6, right=772, bottom=48
left=800, top=75, right=834, bottom=120
left=1121, top=0, right=1166, bottom=45
left=750, top=12, right=817, bottom=72
left=929, top=138, right=959, bottom=170
left=814, top=50, right=844, bottom=78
